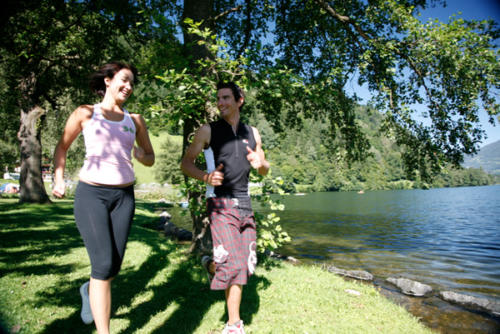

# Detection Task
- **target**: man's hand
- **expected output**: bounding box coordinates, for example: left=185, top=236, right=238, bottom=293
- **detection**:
left=206, top=163, right=224, bottom=186
left=246, top=146, right=263, bottom=169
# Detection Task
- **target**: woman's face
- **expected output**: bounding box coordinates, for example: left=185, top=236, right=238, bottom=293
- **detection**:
left=105, top=68, right=134, bottom=104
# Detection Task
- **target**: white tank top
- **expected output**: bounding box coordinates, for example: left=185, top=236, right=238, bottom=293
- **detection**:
left=79, top=104, right=136, bottom=185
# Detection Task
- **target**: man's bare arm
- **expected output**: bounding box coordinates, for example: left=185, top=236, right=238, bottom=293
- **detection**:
left=181, top=124, right=225, bottom=186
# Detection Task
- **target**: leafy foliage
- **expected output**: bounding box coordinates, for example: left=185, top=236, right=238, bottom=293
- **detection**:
left=265, top=0, right=499, bottom=179
left=251, top=174, right=291, bottom=252
left=155, top=21, right=292, bottom=253
left=1, top=0, right=497, bottom=246
left=0, top=0, right=180, bottom=201
left=154, top=136, right=184, bottom=184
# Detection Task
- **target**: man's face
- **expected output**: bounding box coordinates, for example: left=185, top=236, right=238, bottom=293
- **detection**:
left=217, top=88, right=243, bottom=118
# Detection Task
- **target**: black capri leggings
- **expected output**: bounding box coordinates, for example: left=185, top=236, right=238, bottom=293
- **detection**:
left=74, top=181, right=135, bottom=280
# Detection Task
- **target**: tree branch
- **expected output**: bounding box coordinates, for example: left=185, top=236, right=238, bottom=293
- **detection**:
left=313, top=0, right=440, bottom=114
left=213, top=5, right=242, bottom=22
left=237, top=0, right=252, bottom=59
left=313, top=0, right=371, bottom=41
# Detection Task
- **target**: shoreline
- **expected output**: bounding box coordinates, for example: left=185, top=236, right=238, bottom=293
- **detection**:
left=149, top=190, right=500, bottom=333
left=149, top=212, right=500, bottom=333
left=266, top=251, right=500, bottom=333
left=0, top=198, right=433, bottom=333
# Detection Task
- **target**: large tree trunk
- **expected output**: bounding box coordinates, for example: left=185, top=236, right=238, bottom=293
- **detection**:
left=182, top=0, right=215, bottom=255
left=17, top=105, right=50, bottom=203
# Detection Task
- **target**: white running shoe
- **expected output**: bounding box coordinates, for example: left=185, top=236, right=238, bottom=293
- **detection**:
left=79, top=281, right=93, bottom=324
left=222, top=320, right=245, bottom=334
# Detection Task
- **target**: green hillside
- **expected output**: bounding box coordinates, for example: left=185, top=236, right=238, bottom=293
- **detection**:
left=250, top=104, right=496, bottom=192
left=463, top=140, right=500, bottom=175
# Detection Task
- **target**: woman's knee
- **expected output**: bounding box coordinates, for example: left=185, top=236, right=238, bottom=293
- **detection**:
left=91, top=259, right=121, bottom=280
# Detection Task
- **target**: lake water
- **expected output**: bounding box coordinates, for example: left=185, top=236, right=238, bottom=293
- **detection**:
left=273, top=185, right=500, bottom=333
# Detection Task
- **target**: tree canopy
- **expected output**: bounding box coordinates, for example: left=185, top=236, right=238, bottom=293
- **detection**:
left=1, top=0, right=498, bottom=197
left=150, top=0, right=500, bottom=181
left=1, top=0, right=498, bottom=257
left=205, top=0, right=499, bottom=179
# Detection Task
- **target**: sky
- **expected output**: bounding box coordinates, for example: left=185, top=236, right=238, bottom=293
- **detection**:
left=349, top=0, right=500, bottom=147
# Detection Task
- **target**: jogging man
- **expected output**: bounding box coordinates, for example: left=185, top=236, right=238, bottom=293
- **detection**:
left=181, top=81, right=269, bottom=334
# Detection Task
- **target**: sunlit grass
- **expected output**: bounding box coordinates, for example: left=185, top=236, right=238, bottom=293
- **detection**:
left=0, top=199, right=434, bottom=333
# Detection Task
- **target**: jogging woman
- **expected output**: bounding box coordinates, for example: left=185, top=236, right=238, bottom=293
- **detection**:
left=52, top=62, right=154, bottom=334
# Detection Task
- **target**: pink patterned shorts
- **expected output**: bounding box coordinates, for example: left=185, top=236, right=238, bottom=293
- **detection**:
left=207, top=197, right=257, bottom=290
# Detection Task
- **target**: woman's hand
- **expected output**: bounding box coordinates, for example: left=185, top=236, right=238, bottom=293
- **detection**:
left=52, top=180, right=66, bottom=198
left=133, top=145, right=145, bottom=161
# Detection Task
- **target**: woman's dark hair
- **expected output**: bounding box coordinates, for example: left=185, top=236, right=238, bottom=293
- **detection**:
left=216, top=81, right=245, bottom=111
left=89, top=62, right=138, bottom=97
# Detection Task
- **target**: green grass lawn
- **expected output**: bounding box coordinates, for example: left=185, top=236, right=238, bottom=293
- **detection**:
left=0, top=198, right=434, bottom=334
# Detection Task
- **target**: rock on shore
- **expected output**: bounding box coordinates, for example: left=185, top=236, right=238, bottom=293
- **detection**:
left=386, top=277, right=433, bottom=297
left=440, top=291, right=500, bottom=317
left=265, top=250, right=300, bottom=264
left=326, top=265, right=374, bottom=281
left=158, top=211, right=192, bottom=241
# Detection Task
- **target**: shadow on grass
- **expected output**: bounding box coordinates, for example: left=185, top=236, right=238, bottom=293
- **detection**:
left=113, top=256, right=269, bottom=334
left=1, top=200, right=270, bottom=333
left=0, top=201, right=81, bottom=276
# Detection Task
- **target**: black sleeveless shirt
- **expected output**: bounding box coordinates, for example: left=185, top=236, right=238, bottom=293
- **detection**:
left=209, top=119, right=256, bottom=198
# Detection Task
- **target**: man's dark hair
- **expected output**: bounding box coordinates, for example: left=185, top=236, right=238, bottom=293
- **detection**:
left=217, top=81, right=245, bottom=111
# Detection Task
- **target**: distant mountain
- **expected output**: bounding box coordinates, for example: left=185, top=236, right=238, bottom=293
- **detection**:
left=463, top=140, right=500, bottom=174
